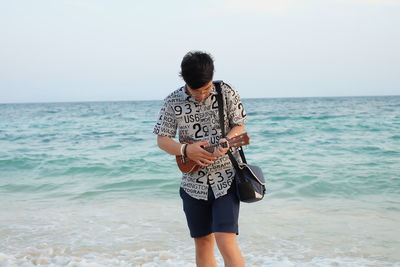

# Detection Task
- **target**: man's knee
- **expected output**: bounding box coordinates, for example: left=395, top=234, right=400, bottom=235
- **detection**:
left=215, top=232, right=244, bottom=266
left=214, top=232, right=238, bottom=251
left=195, top=233, right=215, bottom=249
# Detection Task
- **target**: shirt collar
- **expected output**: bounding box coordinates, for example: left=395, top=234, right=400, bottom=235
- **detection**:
left=182, top=84, right=218, bottom=103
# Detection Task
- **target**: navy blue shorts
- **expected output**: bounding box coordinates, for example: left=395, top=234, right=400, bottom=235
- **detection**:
left=179, top=185, right=240, bottom=238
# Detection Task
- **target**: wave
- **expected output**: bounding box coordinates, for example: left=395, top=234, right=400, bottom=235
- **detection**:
left=0, top=183, right=60, bottom=193
left=246, top=111, right=274, bottom=116
left=350, top=146, right=400, bottom=156
left=390, top=135, right=400, bottom=140
left=70, top=178, right=177, bottom=200
left=0, top=133, right=57, bottom=142
left=57, top=165, right=113, bottom=176
left=96, top=178, right=171, bottom=190
left=261, top=129, right=302, bottom=137
left=0, top=157, right=41, bottom=170
left=99, top=145, right=123, bottom=150
left=268, top=115, right=346, bottom=121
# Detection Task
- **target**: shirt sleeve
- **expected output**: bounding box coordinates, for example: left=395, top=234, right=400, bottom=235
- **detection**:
left=153, top=100, right=177, bottom=137
left=224, top=84, right=247, bottom=127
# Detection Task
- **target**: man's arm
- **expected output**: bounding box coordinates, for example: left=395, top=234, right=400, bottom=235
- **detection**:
left=157, top=135, right=181, bottom=156
left=226, top=125, right=245, bottom=140
left=157, top=136, right=217, bottom=166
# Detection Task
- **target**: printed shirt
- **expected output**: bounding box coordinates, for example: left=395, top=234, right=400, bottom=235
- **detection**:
left=153, top=81, right=247, bottom=200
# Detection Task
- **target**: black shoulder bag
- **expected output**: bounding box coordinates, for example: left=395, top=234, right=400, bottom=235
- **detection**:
left=214, top=81, right=266, bottom=203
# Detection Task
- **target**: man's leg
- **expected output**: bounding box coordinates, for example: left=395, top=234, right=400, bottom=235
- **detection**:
left=215, top=232, right=245, bottom=267
left=194, top=233, right=217, bottom=267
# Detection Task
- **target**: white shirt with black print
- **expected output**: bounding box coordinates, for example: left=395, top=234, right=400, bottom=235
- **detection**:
left=153, top=81, right=247, bottom=200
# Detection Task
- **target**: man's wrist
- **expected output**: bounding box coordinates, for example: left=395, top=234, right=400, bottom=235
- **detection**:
left=183, top=144, right=189, bottom=158
left=180, top=144, right=185, bottom=156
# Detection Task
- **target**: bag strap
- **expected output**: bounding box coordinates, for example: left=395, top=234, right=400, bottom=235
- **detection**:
left=214, top=81, right=226, bottom=137
left=214, top=81, right=244, bottom=184
left=214, top=81, right=247, bottom=166
left=238, top=145, right=247, bottom=164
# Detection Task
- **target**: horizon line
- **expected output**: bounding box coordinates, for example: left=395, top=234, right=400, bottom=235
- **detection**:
left=1, top=94, right=399, bottom=105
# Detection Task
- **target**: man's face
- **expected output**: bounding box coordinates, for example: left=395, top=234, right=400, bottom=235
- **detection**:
left=187, top=81, right=213, bottom=102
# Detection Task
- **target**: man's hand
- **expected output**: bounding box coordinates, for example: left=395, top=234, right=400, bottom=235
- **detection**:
left=186, top=141, right=217, bottom=167
left=213, top=138, right=230, bottom=158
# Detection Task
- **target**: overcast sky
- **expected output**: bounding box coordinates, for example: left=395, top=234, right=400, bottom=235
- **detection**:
left=0, top=0, right=399, bottom=103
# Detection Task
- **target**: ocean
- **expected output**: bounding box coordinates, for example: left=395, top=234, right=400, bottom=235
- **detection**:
left=0, top=96, right=399, bottom=266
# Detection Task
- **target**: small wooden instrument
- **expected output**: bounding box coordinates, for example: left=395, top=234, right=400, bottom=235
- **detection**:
left=176, top=133, right=250, bottom=173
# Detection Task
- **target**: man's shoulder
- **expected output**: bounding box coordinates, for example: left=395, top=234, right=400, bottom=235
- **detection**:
left=217, top=81, right=239, bottom=98
left=163, top=86, right=187, bottom=104
left=214, top=80, right=232, bottom=88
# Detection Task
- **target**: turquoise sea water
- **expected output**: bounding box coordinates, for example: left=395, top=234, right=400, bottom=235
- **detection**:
left=1, top=96, right=399, bottom=266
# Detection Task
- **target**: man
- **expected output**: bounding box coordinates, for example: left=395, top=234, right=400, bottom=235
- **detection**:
left=153, top=51, right=247, bottom=267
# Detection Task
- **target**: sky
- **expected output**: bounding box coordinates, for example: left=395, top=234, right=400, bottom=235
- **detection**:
left=0, top=0, right=399, bottom=103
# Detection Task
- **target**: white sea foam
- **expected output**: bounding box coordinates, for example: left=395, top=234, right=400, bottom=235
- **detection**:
left=1, top=198, right=399, bottom=266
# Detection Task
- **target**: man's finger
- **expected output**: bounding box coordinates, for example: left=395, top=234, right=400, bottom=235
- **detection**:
left=195, top=159, right=213, bottom=166
left=197, top=140, right=209, bottom=147
left=201, top=154, right=217, bottom=161
left=200, top=149, right=214, bottom=157
left=202, top=158, right=215, bottom=164
left=203, top=158, right=214, bottom=164
left=195, top=160, right=207, bottom=166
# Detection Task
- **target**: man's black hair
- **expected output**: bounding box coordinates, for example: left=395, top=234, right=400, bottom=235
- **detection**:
left=180, top=51, right=214, bottom=90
